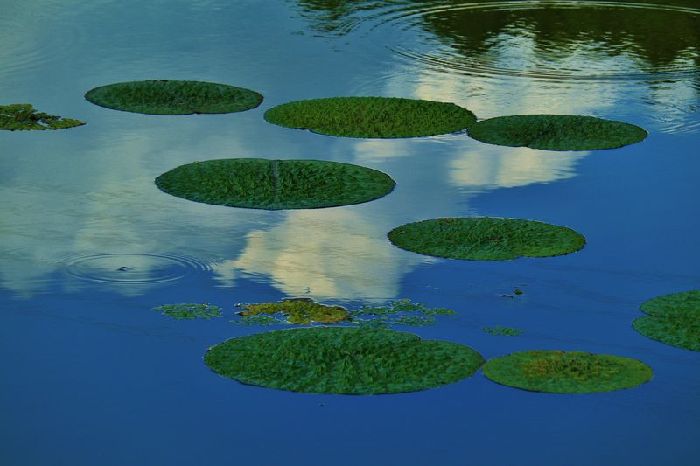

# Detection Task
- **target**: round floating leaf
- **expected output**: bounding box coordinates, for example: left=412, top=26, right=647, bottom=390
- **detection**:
left=483, top=350, right=653, bottom=393
left=634, top=290, right=700, bottom=351
left=467, top=115, right=647, bottom=150
left=155, top=158, right=395, bottom=210
left=204, top=327, right=484, bottom=394
left=388, top=217, right=585, bottom=261
left=239, top=298, right=349, bottom=324
left=85, top=80, right=263, bottom=115
left=264, top=96, right=477, bottom=138
left=1, top=104, right=84, bottom=131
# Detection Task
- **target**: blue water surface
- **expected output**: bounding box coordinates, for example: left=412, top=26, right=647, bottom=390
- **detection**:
left=1, top=1, right=699, bottom=465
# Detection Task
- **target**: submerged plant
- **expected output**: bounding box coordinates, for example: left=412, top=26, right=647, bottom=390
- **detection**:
left=204, top=327, right=485, bottom=394
left=84, top=80, right=263, bottom=115
left=264, top=96, right=477, bottom=138
left=238, top=297, right=350, bottom=324
left=0, top=104, right=85, bottom=131
left=155, top=158, right=395, bottom=210
left=633, top=290, right=700, bottom=351
left=154, top=303, right=222, bottom=320
left=388, top=217, right=585, bottom=261
left=467, top=114, right=647, bottom=150
left=350, top=299, right=455, bottom=327
left=483, top=350, right=653, bottom=393
left=483, top=326, right=523, bottom=336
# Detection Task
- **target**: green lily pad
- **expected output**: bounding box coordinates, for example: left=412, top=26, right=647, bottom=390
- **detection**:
left=238, top=298, right=350, bottom=324
left=633, top=290, right=700, bottom=351
left=467, top=115, right=647, bottom=150
left=154, top=303, right=222, bottom=320
left=155, top=158, right=395, bottom=210
left=483, top=350, right=653, bottom=393
left=84, top=80, right=262, bottom=115
left=204, top=327, right=484, bottom=394
left=264, top=96, right=477, bottom=138
left=388, top=217, right=585, bottom=261
left=1, top=104, right=85, bottom=131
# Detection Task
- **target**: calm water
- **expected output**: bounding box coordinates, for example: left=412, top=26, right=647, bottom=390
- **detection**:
left=1, top=1, right=699, bottom=465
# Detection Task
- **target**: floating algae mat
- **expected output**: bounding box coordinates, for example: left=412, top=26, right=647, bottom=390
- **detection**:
left=263, top=96, right=477, bottom=138
left=154, top=303, right=222, bottom=320
left=238, top=298, right=349, bottom=324
left=483, top=326, right=523, bottom=337
left=155, top=158, right=395, bottom=210
left=205, top=327, right=484, bottom=394
left=84, top=80, right=262, bottom=115
left=388, top=217, right=585, bottom=261
left=633, top=290, right=700, bottom=351
left=350, top=299, right=456, bottom=327
left=467, top=115, right=647, bottom=150
left=0, top=104, right=85, bottom=131
left=483, top=350, right=653, bottom=393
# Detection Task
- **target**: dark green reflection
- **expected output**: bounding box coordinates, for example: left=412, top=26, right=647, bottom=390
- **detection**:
left=292, top=1, right=700, bottom=78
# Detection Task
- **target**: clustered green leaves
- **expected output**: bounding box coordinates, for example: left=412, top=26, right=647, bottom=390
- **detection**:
left=155, top=158, right=395, bottom=210
left=388, top=217, right=586, bottom=260
left=0, top=104, right=85, bottom=131
left=154, top=303, right=222, bottom=320
left=483, top=350, right=653, bottom=393
left=633, top=290, right=700, bottom=351
left=264, top=96, right=477, bottom=138
left=84, top=80, right=263, bottom=115
left=204, top=327, right=485, bottom=394
left=238, top=298, right=350, bottom=324
left=467, top=114, right=647, bottom=150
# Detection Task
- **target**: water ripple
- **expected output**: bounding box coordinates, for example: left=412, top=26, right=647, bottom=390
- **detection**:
left=61, top=253, right=211, bottom=285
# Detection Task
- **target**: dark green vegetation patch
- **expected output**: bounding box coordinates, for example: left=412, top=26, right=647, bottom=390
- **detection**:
left=155, top=158, right=395, bottom=210
left=0, top=104, right=84, bottom=131
left=351, top=299, right=455, bottom=327
left=264, top=96, right=476, bottom=138
left=238, top=298, right=349, bottom=324
left=154, top=303, right=222, bottom=320
left=204, top=327, right=484, bottom=394
left=633, top=290, right=700, bottom=351
left=388, top=217, right=585, bottom=261
left=84, top=80, right=262, bottom=115
left=483, top=350, right=653, bottom=393
left=467, top=115, right=647, bottom=150
left=483, top=326, right=523, bottom=337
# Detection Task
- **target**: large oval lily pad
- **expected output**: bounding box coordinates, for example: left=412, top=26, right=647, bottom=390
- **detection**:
left=204, top=327, right=484, bottom=394
left=1, top=104, right=84, bottom=131
left=387, top=217, right=585, bottom=260
left=155, top=158, right=395, bottom=210
left=483, top=350, right=653, bottom=393
left=633, top=290, right=700, bottom=351
left=84, top=80, right=263, bottom=115
left=263, top=96, right=477, bottom=138
left=467, top=115, right=647, bottom=150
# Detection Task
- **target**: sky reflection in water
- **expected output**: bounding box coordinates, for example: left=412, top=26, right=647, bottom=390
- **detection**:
left=1, top=1, right=699, bottom=466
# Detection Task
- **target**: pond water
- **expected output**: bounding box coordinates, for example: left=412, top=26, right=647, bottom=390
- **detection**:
left=1, top=0, right=698, bottom=464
